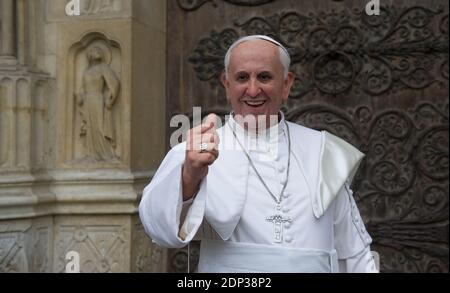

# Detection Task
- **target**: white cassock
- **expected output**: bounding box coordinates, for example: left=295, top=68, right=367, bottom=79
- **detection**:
left=139, top=113, right=378, bottom=273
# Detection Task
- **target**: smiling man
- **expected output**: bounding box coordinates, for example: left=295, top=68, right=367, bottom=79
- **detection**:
left=139, top=35, right=378, bottom=273
left=222, top=36, right=294, bottom=127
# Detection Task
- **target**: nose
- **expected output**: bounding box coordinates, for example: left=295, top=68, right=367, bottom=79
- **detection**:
left=245, top=78, right=261, bottom=98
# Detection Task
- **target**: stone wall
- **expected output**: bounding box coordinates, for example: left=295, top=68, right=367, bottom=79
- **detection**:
left=0, top=0, right=167, bottom=273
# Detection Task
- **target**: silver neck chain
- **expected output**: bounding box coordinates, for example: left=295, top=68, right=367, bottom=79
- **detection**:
left=229, top=121, right=291, bottom=205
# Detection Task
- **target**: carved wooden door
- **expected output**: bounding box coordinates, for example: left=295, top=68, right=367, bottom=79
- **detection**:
left=166, top=0, right=449, bottom=273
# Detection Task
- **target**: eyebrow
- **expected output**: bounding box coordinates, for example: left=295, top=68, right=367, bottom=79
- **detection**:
left=233, top=70, right=273, bottom=75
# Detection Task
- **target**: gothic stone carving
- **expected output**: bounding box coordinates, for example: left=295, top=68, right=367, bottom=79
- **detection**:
left=0, top=221, right=51, bottom=273
left=76, top=45, right=120, bottom=161
left=0, top=231, right=29, bottom=272
left=67, top=32, right=123, bottom=165
left=54, top=224, right=127, bottom=273
left=0, top=76, right=49, bottom=170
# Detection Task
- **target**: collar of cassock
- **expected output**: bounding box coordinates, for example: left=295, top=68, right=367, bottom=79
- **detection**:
left=227, top=111, right=286, bottom=152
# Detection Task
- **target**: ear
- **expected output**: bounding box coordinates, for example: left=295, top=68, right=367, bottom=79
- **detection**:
left=220, top=71, right=231, bottom=102
left=282, top=72, right=295, bottom=102
left=220, top=71, right=229, bottom=89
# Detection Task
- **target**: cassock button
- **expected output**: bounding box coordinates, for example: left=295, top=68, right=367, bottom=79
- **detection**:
left=283, top=193, right=290, bottom=198
left=282, top=207, right=290, bottom=213
left=285, top=235, right=293, bottom=243
left=278, top=164, right=286, bottom=173
left=284, top=222, right=291, bottom=229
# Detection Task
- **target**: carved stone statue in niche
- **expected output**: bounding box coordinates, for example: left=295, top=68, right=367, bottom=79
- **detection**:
left=76, top=45, right=120, bottom=162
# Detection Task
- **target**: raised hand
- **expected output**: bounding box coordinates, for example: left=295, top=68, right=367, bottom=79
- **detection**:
left=182, top=114, right=220, bottom=200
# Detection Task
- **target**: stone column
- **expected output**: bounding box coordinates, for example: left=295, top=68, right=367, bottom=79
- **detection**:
left=1, top=0, right=16, bottom=58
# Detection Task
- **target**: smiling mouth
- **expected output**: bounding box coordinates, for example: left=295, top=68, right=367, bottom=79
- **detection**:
left=244, top=100, right=266, bottom=108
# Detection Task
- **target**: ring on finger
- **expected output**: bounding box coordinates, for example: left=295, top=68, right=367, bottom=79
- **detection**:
left=199, top=143, right=208, bottom=153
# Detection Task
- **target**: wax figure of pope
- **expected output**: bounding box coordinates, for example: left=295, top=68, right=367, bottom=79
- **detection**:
left=139, top=35, right=378, bottom=273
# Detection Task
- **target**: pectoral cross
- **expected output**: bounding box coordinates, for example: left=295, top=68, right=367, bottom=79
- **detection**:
left=266, top=214, right=292, bottom=243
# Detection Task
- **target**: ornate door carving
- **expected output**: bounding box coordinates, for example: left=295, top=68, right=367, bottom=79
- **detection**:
left=166, top=0, right=449, bottom=273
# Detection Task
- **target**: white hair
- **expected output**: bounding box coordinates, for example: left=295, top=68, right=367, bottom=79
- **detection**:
left=224, top=35, right=291, bottom=79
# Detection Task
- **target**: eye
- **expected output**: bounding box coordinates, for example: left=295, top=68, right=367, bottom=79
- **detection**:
left=235, top=73, right=249, bottom=82
left=258, top=72, right=273, bottom=82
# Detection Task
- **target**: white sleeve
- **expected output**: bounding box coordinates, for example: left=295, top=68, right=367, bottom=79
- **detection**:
left=138, top=145, right=207, bottom=249
left=338, top=246, right=378, bottom=273
left=334, top=182, right=378, bottom=273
